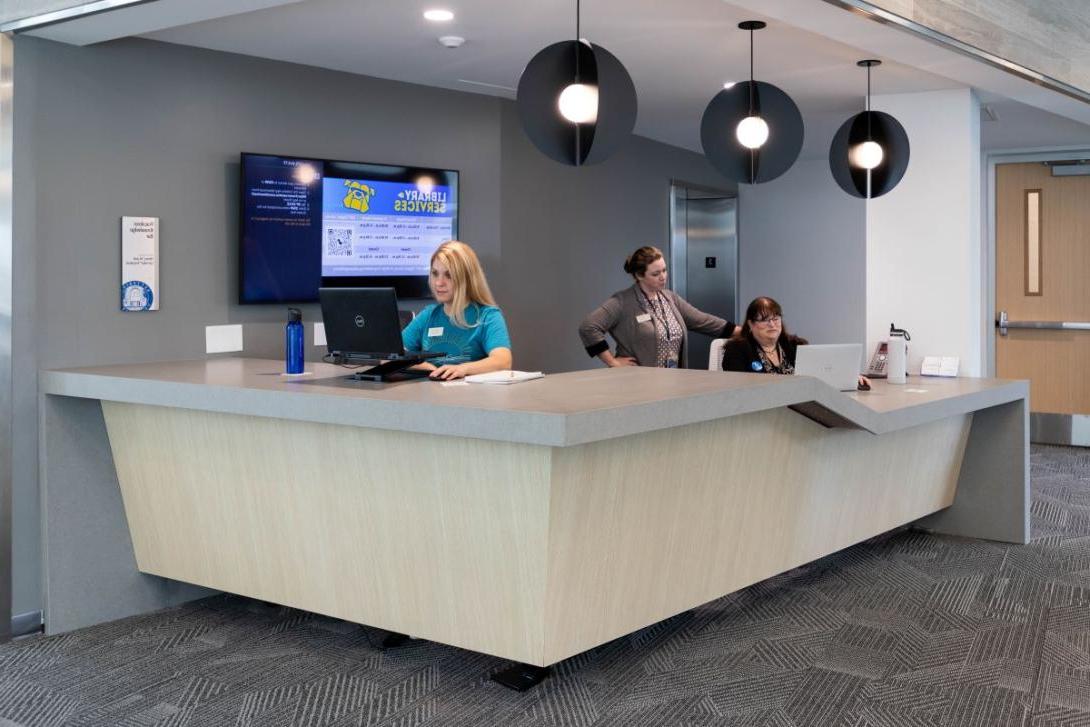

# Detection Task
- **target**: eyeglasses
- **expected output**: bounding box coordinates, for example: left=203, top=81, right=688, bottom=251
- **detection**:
left=752, top=315, right=781, bottom=326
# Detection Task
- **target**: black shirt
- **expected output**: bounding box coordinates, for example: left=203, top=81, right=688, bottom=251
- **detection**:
left=722, top=335, right=808, bottom=374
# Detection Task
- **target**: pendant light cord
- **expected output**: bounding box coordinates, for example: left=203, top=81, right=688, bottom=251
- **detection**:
left=573, top=0, right=583, bottom=164
left=748, top=27, right=754, bottom=115
left=576, top=0, right=580, bottom=44
left=574, top=0, right=581, bottom=81
left=866, top=63, right=872, bottom=139
left=748, top=26, right=757, bottom=184
left=866, top=63, right=871, bottom=111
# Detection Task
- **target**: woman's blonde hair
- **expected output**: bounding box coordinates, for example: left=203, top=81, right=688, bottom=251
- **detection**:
left=430, top=240, right=497, bottom=328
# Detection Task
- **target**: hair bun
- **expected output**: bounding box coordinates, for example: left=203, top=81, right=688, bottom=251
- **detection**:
left=623, top=245, right=663, bottom=278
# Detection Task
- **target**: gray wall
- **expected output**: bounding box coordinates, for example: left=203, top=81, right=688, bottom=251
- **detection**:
left=14, top=36, right=505, bottom=617
left=13, top=36, right=735, bottom=616
left=738, top=158, right=866, bottom=348
left=21, top=36, right=503, bottom=371
left=496, top=103, right=733, bottom=375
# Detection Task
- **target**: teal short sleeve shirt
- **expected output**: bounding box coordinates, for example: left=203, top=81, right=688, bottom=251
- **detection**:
left=401, top=303, right=511, bottom=366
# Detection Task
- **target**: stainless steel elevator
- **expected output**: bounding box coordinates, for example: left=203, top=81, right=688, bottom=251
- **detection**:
left=669, top=183, right=738, bottom=369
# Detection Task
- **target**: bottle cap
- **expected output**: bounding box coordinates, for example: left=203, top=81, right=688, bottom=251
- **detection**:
left=889, top=322, right=911, bottom=341
left=288, top=307, right=302, bottom=323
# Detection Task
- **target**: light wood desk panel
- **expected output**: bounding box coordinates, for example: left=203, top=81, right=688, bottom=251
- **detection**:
left=103, top=403, right=968, bottom=667
left=104, top=403, right=552, bottom=665
left=543, top=408, right=968, bottom=664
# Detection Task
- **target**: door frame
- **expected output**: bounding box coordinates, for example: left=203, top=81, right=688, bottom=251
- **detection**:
left=667, top=180, right=738, bottom=320
left=987, top=146, right=1090, bottom=445
left=985, top=146, right=1090, bottom=375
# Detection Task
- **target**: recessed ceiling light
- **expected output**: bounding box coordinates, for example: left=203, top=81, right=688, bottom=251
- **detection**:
left=424, top=9, right=454, bottom=22
left=723, top=81, right=737, bottom=89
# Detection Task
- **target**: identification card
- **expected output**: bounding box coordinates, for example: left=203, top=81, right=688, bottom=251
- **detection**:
left=427, top=327, right=444, bottom=337
left=635, top=313, right=652, bottom=324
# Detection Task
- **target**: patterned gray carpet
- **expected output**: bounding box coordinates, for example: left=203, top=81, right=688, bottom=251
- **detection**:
left=2, top=444, right=1089, bottom=726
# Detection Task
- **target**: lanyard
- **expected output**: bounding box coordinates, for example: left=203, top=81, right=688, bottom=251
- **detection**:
left=758, top=343, right=786, bottom=373
left=640, top=289, right=675, bottom=342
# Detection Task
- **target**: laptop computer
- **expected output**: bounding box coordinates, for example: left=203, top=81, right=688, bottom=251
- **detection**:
left=318, top=287, right=440, bottom=381
left=794, top=343, right=863, bottom=392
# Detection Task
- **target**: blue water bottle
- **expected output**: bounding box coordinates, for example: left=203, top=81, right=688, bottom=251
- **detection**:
left=286, top=307, right=304, bottom=374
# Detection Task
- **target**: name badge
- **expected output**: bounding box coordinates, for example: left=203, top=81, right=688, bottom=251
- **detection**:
left=427, top=327, right=444, bottom=337
left=635, top=313, right=652, bottom=324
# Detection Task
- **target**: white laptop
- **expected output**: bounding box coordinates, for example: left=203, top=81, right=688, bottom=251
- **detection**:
left=794, top=343, right=862, bottom=392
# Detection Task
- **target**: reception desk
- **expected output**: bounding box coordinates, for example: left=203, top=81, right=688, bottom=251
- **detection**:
left=40, top=359, right=1028, bottom=669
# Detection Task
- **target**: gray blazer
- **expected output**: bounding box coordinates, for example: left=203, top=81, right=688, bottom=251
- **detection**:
left=579, top=284, right=735, bottom=368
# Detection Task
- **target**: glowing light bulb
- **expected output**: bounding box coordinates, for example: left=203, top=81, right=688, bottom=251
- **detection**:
left=850, top=140, right=885, bottom=169
left=557, top=83, right=599, bottom=124
left=416, top=175, right=436, bottom=195
left=293, top=164, right=319, bottom=185
left=735, top=115, right=769, bottom=149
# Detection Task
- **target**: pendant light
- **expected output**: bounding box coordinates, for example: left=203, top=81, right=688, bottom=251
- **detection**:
left=829, top=60, right=910, bottom=198
left=516, top=0, right=637, bottom=166
left=701, top=21, right=804, bottom=184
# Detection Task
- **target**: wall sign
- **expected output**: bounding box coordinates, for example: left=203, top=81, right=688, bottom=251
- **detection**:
left=121, top=216, right=159, bottom=311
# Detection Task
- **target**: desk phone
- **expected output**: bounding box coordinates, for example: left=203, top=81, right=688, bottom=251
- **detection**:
left=866, top=342, right=889, bottom=378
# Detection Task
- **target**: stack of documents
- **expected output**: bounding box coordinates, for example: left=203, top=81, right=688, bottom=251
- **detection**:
left=465, top=370, right=545, bottom=385
left=920, top=356, right=960, bottom=377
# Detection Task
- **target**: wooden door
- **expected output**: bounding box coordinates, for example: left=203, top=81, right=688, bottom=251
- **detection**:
left=995, top=162, right=1090, bottom=415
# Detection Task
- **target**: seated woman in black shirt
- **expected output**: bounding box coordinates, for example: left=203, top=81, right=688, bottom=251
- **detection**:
left=721, top=296, right=807, bottom=374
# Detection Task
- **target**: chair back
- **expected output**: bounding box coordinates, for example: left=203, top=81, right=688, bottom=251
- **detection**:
left=708, top=338, right=728, bottom=371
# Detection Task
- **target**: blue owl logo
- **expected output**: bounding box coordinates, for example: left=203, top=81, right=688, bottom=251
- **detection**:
left=121, top=281, right=153, bottom=311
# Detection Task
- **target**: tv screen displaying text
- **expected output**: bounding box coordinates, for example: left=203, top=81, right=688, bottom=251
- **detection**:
left=239, top=153, right=459, bottom=303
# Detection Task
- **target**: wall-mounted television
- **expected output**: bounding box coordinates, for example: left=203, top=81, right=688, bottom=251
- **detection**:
left=239, top=152, right=459, bottom=303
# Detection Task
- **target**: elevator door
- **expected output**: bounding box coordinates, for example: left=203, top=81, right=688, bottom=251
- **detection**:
left=670, top=185, right=738, bottom=369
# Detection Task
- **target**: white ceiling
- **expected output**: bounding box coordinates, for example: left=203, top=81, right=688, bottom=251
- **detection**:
left=137, top=0, right=965, bottom=156
left=26, top=0, right=1090, bottom=155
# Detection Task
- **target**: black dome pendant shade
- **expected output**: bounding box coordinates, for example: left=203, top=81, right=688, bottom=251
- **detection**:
left=701, top=21, right=804, bottom=184
left=829, top=60, right=910, bottom=198
left=516, top=0, right=637, bottom=166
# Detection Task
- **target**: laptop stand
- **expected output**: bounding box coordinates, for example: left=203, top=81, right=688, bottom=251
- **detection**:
left=350, top=351, right=443, bottom=382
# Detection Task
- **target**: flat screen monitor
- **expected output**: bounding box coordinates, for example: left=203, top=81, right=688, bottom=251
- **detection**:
left=239, top=152, right=459, bottom=303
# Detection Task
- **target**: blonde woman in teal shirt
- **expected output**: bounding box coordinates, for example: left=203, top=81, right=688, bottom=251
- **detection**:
left=402, top=241, right=513, bottom=380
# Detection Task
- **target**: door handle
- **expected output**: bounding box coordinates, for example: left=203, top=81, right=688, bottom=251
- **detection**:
left=997, top=310, right=1090, bottom=336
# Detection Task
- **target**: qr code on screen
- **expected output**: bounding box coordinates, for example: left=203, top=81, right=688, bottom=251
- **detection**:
left=326, top=228, right=353, bottom=256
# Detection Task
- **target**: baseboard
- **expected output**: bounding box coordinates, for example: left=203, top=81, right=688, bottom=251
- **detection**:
left=12, top=610, right=43, bottom=638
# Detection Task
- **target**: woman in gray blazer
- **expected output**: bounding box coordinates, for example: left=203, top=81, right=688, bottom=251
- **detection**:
left=579, top=246, right=739, bottom=368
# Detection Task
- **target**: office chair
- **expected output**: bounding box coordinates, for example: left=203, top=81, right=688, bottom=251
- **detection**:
left=708, top=338, right=728, bottom=371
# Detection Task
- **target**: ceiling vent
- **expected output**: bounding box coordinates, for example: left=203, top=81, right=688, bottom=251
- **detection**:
left=1045, top=160, right=1090, bottom=177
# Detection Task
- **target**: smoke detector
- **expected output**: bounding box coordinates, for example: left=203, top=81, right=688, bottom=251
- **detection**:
left=438, top=35, right=466, bottom=49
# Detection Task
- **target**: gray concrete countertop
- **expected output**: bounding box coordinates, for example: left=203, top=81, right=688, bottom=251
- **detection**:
left=41, top=358, right=1029, bottom=446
